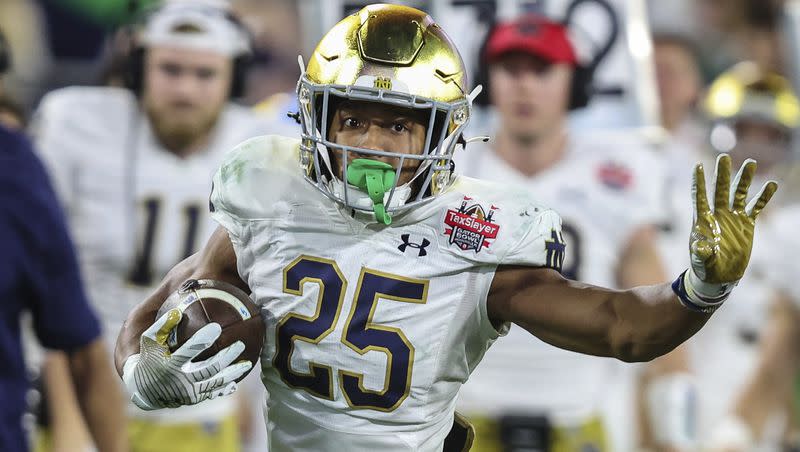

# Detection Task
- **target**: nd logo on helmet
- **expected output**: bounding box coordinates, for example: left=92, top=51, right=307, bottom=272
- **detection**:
left=374, top=77, right=392, bottom=90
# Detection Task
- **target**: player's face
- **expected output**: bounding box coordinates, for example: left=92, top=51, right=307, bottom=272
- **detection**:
left=489, top=52, right=572, bottom=140
left=327, top=101, right=428, bottom=186
left=654, top=42, right=701, bottom=127
left=731, top=119, right=791, bottom=174
left=142, top=46, right=233, bottom=152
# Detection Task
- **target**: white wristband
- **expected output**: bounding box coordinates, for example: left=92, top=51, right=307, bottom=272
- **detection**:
left=672, top=269, right=736, bottom=313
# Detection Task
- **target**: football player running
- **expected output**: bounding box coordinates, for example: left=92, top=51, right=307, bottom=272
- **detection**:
left=115, top=4, right=777, bottom=451
left=33, top=1, right=272, bottom=451
left=455, top=14, right=689, bottom=452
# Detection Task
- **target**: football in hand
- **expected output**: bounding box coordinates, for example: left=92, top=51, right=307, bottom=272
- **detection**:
left=157, top=279, right=265, bottom=382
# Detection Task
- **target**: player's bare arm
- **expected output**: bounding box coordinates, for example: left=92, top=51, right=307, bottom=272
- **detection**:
left=114, top=226, right=246, bottom=376
left=488, top=154, right=778, bottom=362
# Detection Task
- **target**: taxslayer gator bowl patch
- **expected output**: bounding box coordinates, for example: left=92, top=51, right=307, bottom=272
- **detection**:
left=444, top=197, right=500, bottom=253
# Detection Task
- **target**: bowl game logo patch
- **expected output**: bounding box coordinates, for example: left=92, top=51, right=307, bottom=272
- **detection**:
left=444, top=197, right=500, bottom=253
left=596, top=161, right=632, bottom=190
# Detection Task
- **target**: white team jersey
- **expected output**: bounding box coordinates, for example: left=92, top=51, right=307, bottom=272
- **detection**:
left=209, top=135, right=563, bottom=451
left=760, top=204, right=800, bottom=304
left=654, top=142, right=790, bottom=441
left=689, top=203, right=798, bottom=441
left=33, top=86, right=271, bottom=422
left=454, top=131, right=665, bottom=429
left=689, top=220, right=777, bottom=438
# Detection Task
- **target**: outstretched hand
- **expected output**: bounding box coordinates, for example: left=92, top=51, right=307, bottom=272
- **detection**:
left=690, top=154, right=778, bottom=285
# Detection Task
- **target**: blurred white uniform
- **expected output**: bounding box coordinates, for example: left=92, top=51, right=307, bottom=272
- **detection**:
left=688, top=203, right=798, bottom=444
left=455, top=130, right=666, bottom=451
left=209, top=135, right=564, bottom=451
left=656, top=144, right=785, bottom=444
left=762, top=204, right=800, bottom=303
left=33, top=86, right=269, bottom=424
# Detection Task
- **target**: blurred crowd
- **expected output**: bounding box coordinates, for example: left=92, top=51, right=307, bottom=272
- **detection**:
left=3, top=0, right=800, bottom=452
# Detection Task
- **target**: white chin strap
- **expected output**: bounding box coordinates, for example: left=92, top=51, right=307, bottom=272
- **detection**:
left=330, top=178, right=413, bottom=212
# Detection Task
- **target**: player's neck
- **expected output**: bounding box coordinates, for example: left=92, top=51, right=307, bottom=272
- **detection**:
left=493, top=125, right=568, bottom=178
left=156, top=130, right=214, bottom=158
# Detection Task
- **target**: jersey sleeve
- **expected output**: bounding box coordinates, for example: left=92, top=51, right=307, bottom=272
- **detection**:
left=3, top=129, right=101, bottom=350
left=502, top=205, right=565, bottom=270
left=30, top=89, right=82, bottom=210
left=209, top=134, right=301, bottom=242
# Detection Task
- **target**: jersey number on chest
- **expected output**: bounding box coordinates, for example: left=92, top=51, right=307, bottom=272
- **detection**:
left=127, top=198, right=203, bottom=286
left=274, top=255, right=429, bottom=412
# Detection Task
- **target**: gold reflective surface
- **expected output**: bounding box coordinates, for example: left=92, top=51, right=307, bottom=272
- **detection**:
left=306, top=4, right=467, bottom=103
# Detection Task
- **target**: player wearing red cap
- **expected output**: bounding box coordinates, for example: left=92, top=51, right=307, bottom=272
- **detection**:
left=457, top=13, right=694, bottom=452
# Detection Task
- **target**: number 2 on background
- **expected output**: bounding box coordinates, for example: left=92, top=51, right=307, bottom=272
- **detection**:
left=273, top=255, right=428, bottom=412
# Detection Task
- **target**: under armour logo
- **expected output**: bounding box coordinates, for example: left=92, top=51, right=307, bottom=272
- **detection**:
left=398, top=234, right=430, bottom=257
left=545, top=229, right=566, bottom=272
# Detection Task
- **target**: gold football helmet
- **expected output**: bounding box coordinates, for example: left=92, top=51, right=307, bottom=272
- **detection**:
left=296, top=4, right=471, bottom=217
left=704, top=62, right=799, bottom=155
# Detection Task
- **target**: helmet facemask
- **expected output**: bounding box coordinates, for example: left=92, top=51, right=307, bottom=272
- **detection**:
left=295, top=4, right=472, bottom=224
left=297, top=75, right=469, bottom=223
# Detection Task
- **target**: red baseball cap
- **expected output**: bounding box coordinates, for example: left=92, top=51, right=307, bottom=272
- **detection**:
left=484, top=14, right=577, bottom=65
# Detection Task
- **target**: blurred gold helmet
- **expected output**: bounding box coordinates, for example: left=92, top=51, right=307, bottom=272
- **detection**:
left=297, top=3, right=471, bottom=215
left=704, top=61, right=799, bottom=153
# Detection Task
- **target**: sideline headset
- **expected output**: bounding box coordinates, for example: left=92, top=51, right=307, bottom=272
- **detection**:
left=472, top=0, right=619, bottom=110
left=124, top=1, right=253, bottom=98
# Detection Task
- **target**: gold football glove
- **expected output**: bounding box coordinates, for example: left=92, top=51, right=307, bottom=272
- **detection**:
left=674, top=154, right=778, bottom=312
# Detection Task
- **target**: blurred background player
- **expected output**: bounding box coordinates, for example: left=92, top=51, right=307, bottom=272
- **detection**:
left=0, top=33, right=127, bottom=452
left=677, top=61, right=800, bottom=451
left=31, top=1, right=277, bottom=451
left=455, top=13, right=694, bottom=452
left=709, top=202, right=800, bottom=451
left=0, top=28, right=25, bottom=130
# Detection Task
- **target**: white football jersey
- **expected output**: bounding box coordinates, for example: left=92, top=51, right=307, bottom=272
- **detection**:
left=689, top=203, right=798, bottom=441
left=454, top=132, right=665, bottom=435
left=209, top=135, right=564, bottom=451
left=759, top=204, right=800, bottom=304
left=33, top=86, right=271, bottom=422
left=653, top=143, right=791, bottom=441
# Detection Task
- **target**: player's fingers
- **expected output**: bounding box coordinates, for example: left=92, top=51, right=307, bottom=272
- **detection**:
left=208, top=381, right=239, bottom=401
left=730, top=159, right=756, bottom=212
left=142, top=308, right=182, bottom=345
left=171, top=323, right=222, bottom=365
left=183, top=341, right=246, bottom=378
left=692, top=163, right=710, bottom=218
left=713, top=153, right=732, bottom=212
left=746, top=180, right=779, bottom=219
left=197, top=361, right=252, bottom=394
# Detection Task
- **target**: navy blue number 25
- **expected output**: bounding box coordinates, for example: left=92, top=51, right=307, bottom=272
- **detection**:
left=274, top=256, right=428, bottom=412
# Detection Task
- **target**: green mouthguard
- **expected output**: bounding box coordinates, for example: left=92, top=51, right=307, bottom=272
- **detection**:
left=346, top=159, right=396, bottom=225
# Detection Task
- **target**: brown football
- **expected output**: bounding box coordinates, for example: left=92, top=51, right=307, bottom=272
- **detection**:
left=157, top=279, right=265, bottom=382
